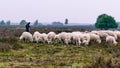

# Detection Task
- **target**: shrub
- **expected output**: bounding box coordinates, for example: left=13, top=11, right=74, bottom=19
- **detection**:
left=0, top=43, right=10, bottom=52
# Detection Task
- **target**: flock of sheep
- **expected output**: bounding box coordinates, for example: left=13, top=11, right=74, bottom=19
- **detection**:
left=20, top=30, right=120, bottom=46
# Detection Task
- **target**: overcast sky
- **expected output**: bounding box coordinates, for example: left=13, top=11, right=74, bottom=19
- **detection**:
left=0, top=0, right=120, bottom=24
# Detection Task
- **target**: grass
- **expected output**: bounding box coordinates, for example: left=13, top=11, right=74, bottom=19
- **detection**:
left=0, top=42, right=120, bottom=68
left=0, top=26, right=120, bottom=68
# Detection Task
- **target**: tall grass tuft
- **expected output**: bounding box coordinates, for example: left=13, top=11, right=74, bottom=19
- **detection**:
left=0, top=43, right=10, bottom=52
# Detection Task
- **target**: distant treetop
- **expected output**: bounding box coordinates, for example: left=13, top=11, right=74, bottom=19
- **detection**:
left=95, top=14, right=118, bottom=30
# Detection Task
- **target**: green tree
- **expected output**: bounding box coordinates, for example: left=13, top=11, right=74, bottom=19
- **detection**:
left=19, top=20, right=27, bottom=26
left=33, top=20, right=39, bottom=27
left=65, top=18, right=68, bottom=25
left=0, top=20, right=5, bottom=26
left=6, top=20, right=11, bottom=26
left=95, top=14, right=118, bottom=30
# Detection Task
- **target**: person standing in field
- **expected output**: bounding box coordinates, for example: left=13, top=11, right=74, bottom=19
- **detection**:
left=25, top=22, right=31, bottom=32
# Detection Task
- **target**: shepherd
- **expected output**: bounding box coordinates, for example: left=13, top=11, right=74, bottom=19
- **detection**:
left=25, top=22, right=31, bottom=32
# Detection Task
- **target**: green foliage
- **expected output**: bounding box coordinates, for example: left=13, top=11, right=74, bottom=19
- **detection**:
left=19, top=20, right=27, bottom=26
left=65, top=18, right=68, bottom=25
left=0, top=20, right=11, bottom=26
left=33, top=20, right=39, bottom=27
left=0, top=43, right=10, bottom=52
left=0, top=37, right=23, bottom=51
left=33, top=20, right=43, bottom=27
left=12, top=43, right=23, bottom=50
left=6, top=20, right=11, bottom=25
left=95, top=14, right=118, bottom=30
left=0, top=20, right=6, bottom=26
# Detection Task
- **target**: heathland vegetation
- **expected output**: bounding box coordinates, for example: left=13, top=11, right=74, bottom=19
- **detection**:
left=0, top=26, right=120, bottom=67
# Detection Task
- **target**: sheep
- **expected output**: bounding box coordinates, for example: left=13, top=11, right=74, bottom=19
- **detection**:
left=47, top=31, right=56, bottom=44
left=91, top=30, right=99, bottom=35
left=40, top=33, right=48, bottom=43
left=98, top=31, right=108, bottom=38
left=59, top=32, right=72, bottom=45
left=90, top=33, right=101, bottom=44
left=106, top=35, right=117, bottom=45
left=33, top=31, right=41, bottom=43
left=91, top=30, right=108, bottom=38
left=71, top=32, right=90, bottom=46
left=114, top=30, right=120, bottom=39
left=82, top=33, right=90, bottom=45
left=72, top=31, right=81, bottom=35
left=20, top=32, right=33, bottom=42
left=72, top=33, right=82, bottom=46
left=101, top=30, right=117, bottom=40
left=64, top=33, right=73, bottom=45
left=54, top=33, right=62, bottom=44
left=96, top=31, right=109, bottom=42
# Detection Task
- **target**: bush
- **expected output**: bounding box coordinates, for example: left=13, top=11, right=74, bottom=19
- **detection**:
left=0, top=37, right=23, bottom=51
left=12, top=43, right=23, bottom=50
left=0, top=43, right=10, bottom=52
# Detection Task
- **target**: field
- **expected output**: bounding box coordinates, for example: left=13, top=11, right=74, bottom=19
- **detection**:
left=0, top=26, right=120, bottom=68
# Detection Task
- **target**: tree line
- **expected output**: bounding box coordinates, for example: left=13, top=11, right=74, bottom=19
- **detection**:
left=0, top=14, right=119, bottom=30
left=0, top=18, right=68, bottom=27
left=0, top=20, right=10, bottom=26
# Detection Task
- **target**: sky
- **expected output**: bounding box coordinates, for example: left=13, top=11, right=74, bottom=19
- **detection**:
left=0, top=0, right=120, bottom=24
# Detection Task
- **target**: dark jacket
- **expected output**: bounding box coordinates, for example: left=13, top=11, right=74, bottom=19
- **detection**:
left=25, top=22, right=30, bottom=32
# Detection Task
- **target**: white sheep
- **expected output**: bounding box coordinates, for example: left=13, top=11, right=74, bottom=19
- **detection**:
left=59, top=32, right=72, bottom=45
left=33, top=31, right=41, bottom=43
left=72, top=33, right=81, bottom=46
left=20, top=32, right=33, bottom=42
left=54, top=33, right=62, bottom=43
left=90, top=33, right=101, bottom=44
left=40, top=33, right=48, bottom=43
left=114, top=30, right=120, bottom=39
left=71, top=32, right=90, bottom=46
left=47, top=31, right=56, bottom=44
left=106, top=35, right=117, bottom=45
left=98, top=31, right=108, bottom=38
left=102, top=30, right=117, bottom=40
left=82, top=33, right=90, bottom=45
left=71, top=32, right=89, bottom=46
left=91, top=30, right=108, bottom=38
left=91, top=30, right=99, bottom=35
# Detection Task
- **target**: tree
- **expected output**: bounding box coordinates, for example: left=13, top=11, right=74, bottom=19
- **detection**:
left=0, top=20, right=5, bottom=26
left=6, top=20, right=11, bottom=26
left=19, top=20, right=27, bottom=26
left=95, top=14, right=118, bottom=30
left=52, top=21, right=64, bottom=26
left=65, top=18, right=68, bottom=25
left=38, top=23, right=43, bottom=26
left=33, top=20, right=39, bottom=27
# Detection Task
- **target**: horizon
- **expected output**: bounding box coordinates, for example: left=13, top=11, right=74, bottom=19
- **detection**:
left=0, top=0, right=120, bottom=24
left=10, top=22, right=94, bottom=25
